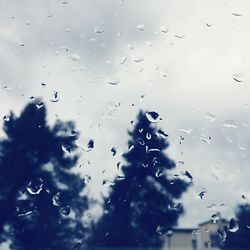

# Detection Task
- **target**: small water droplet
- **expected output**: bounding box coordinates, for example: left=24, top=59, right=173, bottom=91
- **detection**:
left=199, top=190, right=207, bottom=199
left=223, top=120, right=237, bottom=128
left=120, top=56, right=127, bottom=64
left=3, top=115, right=10, bottom=121
left=205, top=21, right=213, bottom=27
left=107, top=79, right=120, bottom=85
left=133, top=57, right=144, bottom=63
left=69, top=53, right=80, bottom=61
left=211, top=213, right=220, bottom=223
left=206, top=112, right=216, bottom=122
left=50, top=91, right=59, bottom=103
left=52, top=192, right=62, bottom=206
left=35, top=102, right=44, bottom=109
left=137, top=24, right=145, bottom=31
left=62, top=144, right=71, bottom=154
left=59, top=205, right=71, bottom=216
left=146, top=132, right=152, bottom=140
left=94, top=25, right=104, bottom=34
left=111, top=147, right=117, bottom=156
left=174, top=33, right=185, bottom=38
left=232, top=12, right=242, bottom=17
left=160, top=25, right=169, bottom=33
left=16, top=200, right=35, bottom=217
left=233, top=73, right=244, bottom=83
left=168, top=202, right=182, bottom=211
left=26, top=178, right=43, bottom=195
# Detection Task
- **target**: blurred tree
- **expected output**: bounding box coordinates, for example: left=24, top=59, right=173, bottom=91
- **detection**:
left=90, top=111, right=189, bottom=248
left=223, top=204, right=250, bottom=249
left=0, top=100, right=87, bottom=250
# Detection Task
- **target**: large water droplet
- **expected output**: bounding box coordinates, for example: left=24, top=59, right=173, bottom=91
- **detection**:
left=229, top=218, right=239, bottom=232
left=26, top=178, right=43, bottom=195
left=146, top=111, right=160, bottom=123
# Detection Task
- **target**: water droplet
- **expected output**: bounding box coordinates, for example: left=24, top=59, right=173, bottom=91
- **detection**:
left=233, top=73, right=244, bottom=83
left=229, top=218, right=239, bottom=232
left=145, top=111, right=160, bottom=123
left=160, top=25, right=169, bottom=33
left=159, top=69, right=168, bottom=77
left=83, top=175, right=92, bottom=184
left=35, top=102, right=44, bottom=109
left=102, top=179, right=115, bottom=187
left=3, top=115, right=10, bottom=122
left=137, top=24, right=145, bottom=31
left=232, top=12, right=242, bottom=17
left=156, top=129, right=168, bottom=138
left=179, top=128, right=193, bottom=134
left=94, top=25, right=104, bottom=34
left=211, top=213, right=220, bottom=223
left=111, top=147, right=117, bottom=156
left=69, top=53, right=80, bottom=61
left=16, top=200, right=35, bottom=217
left=107, top=79, right=120, bottom=85
left=52, top=192, right=62, bottom=206
left=87, top=139, right=94, bottom=151
left=200, top=135, right=212, bottom=144
left=59, top=205, right=71, bottom=216
left=117, top=175, right=125, bottom=181
left=223, top=120, right=237, bottom=128
left=146, top=132, right=152, bottom=140
left=206, top=112, right=216, bottom=122
left=217, top=228, right=227, bottom=241
left=120, top=56, right=127, bottom=64
left=174, top=33, right=185, bottom=38
left=205, top=21, right=213, bottom=27
left=242, top=194, right=247, bottom=200
left=50, top=91, right=59, bottom=103
left=155, top=168, right=164, bottom=177
left=168, top=202, right=182, bottom=211
left=26, top=178, right=43, bottom=195
left=199, top=190, right=207, bottom=199
left=62, top=144, right=71, bottom=154
left=133, top=57, right=144, bottom=63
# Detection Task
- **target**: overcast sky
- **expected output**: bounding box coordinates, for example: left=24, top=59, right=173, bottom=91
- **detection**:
left=1, top=0, right=250, bottom=241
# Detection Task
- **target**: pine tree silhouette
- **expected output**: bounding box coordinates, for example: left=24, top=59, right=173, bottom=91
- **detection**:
left=0, top=100, right=87, bottom=250
left=91, top=111, right=189, bottom=248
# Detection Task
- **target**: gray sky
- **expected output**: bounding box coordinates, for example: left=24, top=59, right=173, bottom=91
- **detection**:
left=0, top=0, right=250, bottom=242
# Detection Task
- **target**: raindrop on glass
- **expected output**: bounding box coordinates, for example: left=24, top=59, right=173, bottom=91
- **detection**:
left=228, top=218, right=239, bottom=232
left=137, top=24, right=145, bottom=31
left=223, top=120, right=237, bottom=128
left=59, top=205, right=71, bottom=216
left=26, top=178, right=43, bottom=195
left=206, top=112, right=216, bottom=122
left=145, top=111, right=160, bottom=123
left=69, top=53, right=81, bottom=61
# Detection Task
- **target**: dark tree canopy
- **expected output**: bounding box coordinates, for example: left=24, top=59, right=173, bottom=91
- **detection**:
left=91, top=111, right=189, bottom=248
left=223, top=204, right=250, bottom=249
left=0, top=100, right=87, bottom=250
